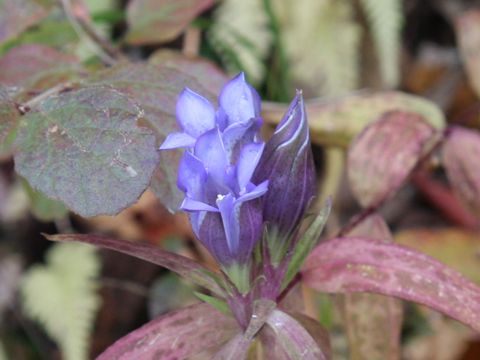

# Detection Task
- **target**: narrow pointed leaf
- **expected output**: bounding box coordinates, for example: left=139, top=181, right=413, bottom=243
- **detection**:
left=14, top=86, right=159, bottom=217
left=348, top=111, right=437, bottom=208
left=45, top=234, right=224, bottom=296
left=342, top=214, right=402, bottom=360
left=442, top=126, right=480, bottom=216
left=266, top=310, right=330, bottom=360
left=303, top=237, right=480, bottom=332
left=98, top=303, right=238, bottom=360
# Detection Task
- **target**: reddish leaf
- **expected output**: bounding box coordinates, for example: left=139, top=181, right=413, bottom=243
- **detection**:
left=0, top=44, right=81, bottom=101
left=98, top=302, right=238, bottom=360
left=126, top=0, right=214, bottom=45
left=0, top=0, right=50, bottom=44
left=442, top=127, right=480, bottom=216
left=455, top=10, right=480, bottom=97
left=341, top=214, right=402, bottom=360
left=265, top=310, right=330, bottom=360
left=149, top=49, right=229, bottom=95
left=303, top=237, right=480, bottom=332
left=347, top=111, right=437, bottom=208
left=45, top=234, right=224, bottom=296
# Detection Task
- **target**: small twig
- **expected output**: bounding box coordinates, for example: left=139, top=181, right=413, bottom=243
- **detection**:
left=60, top=0, right=121, bottom=65
left=182, top=27, right=201, bottom=57
left=15, top=83, right=73, bottom=115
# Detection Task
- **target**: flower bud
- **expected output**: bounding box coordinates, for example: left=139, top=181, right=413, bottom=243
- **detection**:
left=253, top=91, right=316, bottom=258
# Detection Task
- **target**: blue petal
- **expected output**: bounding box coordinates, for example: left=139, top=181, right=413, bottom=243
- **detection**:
left=219, top=72, right=261, bottom=126
left=181, top=197, right=219, bottom=212
left=222, top=117, right=261, bottom=161
left=236, top=142, right=265, bottom=190
left=194, top=128, right=229, bottom=186
left=216, top=193, right=240, bottom=253
left=176, top=88, right=216, bottom=138
left=159, top=132, right=196, bottom=150
left=238, top=180, right=269, bottom=202
left=177, top=152, right=207, bottom=199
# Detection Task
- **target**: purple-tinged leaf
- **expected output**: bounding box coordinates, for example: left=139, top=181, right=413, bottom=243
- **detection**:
left=0, top=0, right=51, bottom=44
left=89, top=63, right=215, bottom=211
left=341, top=214, right=402, bottom=360
left=303, top=237, right=480, bottom=333
left=97, top=302, right=238, bottom=360
left=14, top=86, right=159, bottom=217
left=0, top=86, right=18, bottom=159
left=262, top=91, right=445, bottom=148
left=0, top=44, right=81, bottom=102
left=265, top=310, right=330, bottom=360
left=455, top=10, right=480, bottom=97
left=442, top=126, right=480, bottom=217
left=45, top=234, right=224, bottom=296
left=212, top=299, right=276, bottom=360
left=149, top=49, right=229, bottom=94
left=126, top=0, right=214, bottom=45
left=348, top=111, right=437, bottom=208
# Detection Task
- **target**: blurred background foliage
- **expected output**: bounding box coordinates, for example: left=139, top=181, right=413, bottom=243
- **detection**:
left=1, top=0, right=480, bottom=359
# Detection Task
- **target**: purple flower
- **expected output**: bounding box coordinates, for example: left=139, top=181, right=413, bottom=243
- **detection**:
left=253, top=91, right=316, bottom=257
left=160, top=73, right=268, bottom=267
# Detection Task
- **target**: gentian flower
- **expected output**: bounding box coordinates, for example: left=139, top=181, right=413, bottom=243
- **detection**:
left=160, top=73, right=269, bottom=289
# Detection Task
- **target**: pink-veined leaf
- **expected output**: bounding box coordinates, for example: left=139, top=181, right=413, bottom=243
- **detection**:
left=442, top=126, right=480, bottom=217
left=45, top=234, right=224, bottom=296
left=303, top=237, right=480, bottom=333
left=347, top=111, right=437, bottom=208
left=340, top=214, right=402, bottom=360
left=126, top=0, right=214, bottom=45
left=265, top=310, right=330, bottom=360
left=97, top=302, right=238, bottom=360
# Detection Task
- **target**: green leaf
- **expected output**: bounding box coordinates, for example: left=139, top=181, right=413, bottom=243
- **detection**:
left=0, top=85, right=19, bottom=158
left=89, top=63, right=215, bottom=211
left=360, top=0, right=403, bottom=88
left=194, top=292, right=231, bottom=316
left=283, top=200, right=331, bottom=287
left=0, top=44, right=81, bottom=102
left=125, top=0, right=214, bottom=45
left=14, top=85, right=159, bottom=217
left=22, top=179, right=68, bottom=221
left=208, top=0, right=273, bottom=86
left=20, top=242, right=101, bottom=360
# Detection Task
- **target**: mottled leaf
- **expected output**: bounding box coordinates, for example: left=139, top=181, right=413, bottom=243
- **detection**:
left=46, top=233, right=224, bottom=296
left=396, top=228, right=480, bottom=285
left=149, top=49, right=229, bottom=94
left=442, top=126, right=480, bottom=216
left=262, top=91, right=445, bottom=148
left=265, top=310, right=330, bottom=360
left=347, top=111, right=437, bottom=208
left=303, top=237, right=480, bottom=332
left=455, top=10, right=480, bottom=97
left=14, top=86, right=159, bottom=217
left=98, top=302, right=238, bottom=360
left=126, top=0, right=214, bottom=45
left=0, top=0, right=50, bottom=44
left=0, top=86, right=18, bottom=158
left=0, top=44, right=81, bottom=101
left=342, top=214, right=402, bottom=360
left=89, top=63, right=215, bottom=211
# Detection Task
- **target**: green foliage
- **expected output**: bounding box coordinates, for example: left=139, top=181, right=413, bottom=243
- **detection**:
left=275, top=0, right=361, bottom=97
left=22, top=179, right=68, bottom=222
left=0, top=341, right=6, bottom=360
left=20, top=243, right=101, bottom=360
left=360, top=0, right=403, bottom=88
left=208, top=0, right=272, bottom=86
